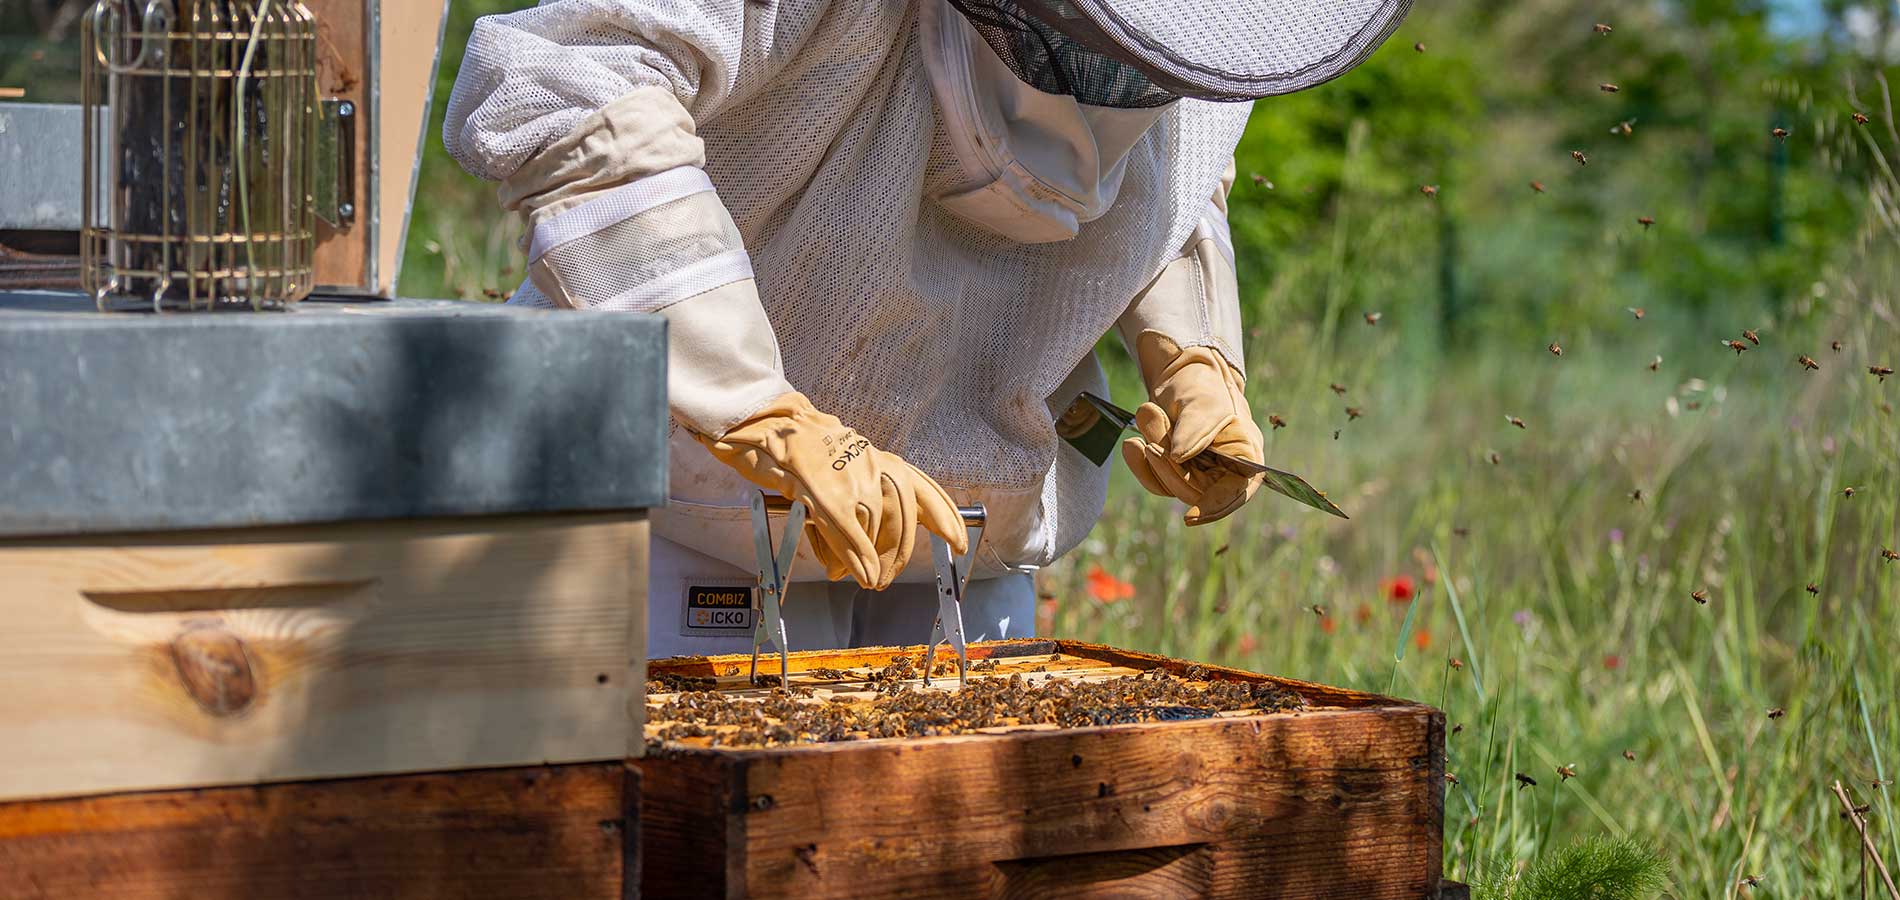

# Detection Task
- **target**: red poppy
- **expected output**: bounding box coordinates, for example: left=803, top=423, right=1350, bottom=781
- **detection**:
left=1085, top=565, right=1136, bottom=603
left=1319, top=616, right=1338, bottom=634
left=1412, top=628, right=1432, bottom=651
left=1602, top=654, right=1622, bottom=671
left=1235, top=633, right=1259, bottom=655
left=1354, top=603, right=1374, bottom=625
left=1383, top=575, right=1417, bottom=604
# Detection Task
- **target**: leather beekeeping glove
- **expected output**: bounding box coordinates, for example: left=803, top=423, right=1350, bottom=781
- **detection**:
left=695, top=392, right=969, bottom=590
left=1119, top=332, right=1265, bottom=525
left=1113, top=160, right=1262, bottom=525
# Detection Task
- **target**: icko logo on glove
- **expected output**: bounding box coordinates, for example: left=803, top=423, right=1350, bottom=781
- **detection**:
left=824, top=429, right=872, bottom=471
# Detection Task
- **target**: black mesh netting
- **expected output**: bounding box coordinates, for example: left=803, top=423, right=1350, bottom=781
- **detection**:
left=946, top=0, right=1177, bottom=109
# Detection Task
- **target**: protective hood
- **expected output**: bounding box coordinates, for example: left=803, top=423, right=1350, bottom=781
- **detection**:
left=947, top=0, right=1412, bottom=105
left=923, top=0, right=1167, bottom=243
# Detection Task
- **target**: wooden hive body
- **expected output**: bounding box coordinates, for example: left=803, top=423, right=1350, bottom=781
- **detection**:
left=639, top=640, right=1445, bottom=900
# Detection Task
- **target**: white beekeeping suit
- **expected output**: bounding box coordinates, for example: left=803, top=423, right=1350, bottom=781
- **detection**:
left=445, top=0, right=1408, bottom=657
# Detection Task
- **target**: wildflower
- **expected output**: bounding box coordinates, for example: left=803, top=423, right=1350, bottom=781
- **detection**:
left=1608, top=528, right=1624, bottom=545
left=1235, top=633, right=1259, bottom=655
left=1383, top=575, right=1417, bottom=604
left=1354, top=603, right=1373, bottom=625
left=1412, top=628, right=1432, bottom=651
left=1512, top=610, right=1535, bottom=627
left=1319, top=616, right=1337, bottom=634
left=1085, top=566, right=1135, bottom=603
left=1602, top=654, right=1622, bottom=670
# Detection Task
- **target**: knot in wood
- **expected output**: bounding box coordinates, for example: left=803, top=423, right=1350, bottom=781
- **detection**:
left=170, top=622, right=257, bottom=717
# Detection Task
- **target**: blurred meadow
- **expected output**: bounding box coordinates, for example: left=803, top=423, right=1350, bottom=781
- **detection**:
left=398, top=0, right=1900, bottom=894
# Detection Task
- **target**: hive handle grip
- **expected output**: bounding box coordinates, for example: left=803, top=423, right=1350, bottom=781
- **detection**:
left=759, top=493, right=986, bottom=527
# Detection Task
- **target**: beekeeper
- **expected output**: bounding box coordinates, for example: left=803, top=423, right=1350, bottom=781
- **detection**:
left=444, top=0, right=1408, bottom=657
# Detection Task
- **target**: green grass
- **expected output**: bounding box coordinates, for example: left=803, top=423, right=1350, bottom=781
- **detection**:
left=1040, top=156, right=1900, bottom=897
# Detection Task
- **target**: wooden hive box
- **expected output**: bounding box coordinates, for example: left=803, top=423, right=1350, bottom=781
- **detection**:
left=638, top=640, right=1446, bottom=900
left=0, top=293, right=669, bottom=898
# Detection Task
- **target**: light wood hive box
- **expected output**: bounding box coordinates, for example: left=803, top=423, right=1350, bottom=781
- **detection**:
left=0, top=514, right=649, bottom=899
left=639, top=640, right=1447, bottom=900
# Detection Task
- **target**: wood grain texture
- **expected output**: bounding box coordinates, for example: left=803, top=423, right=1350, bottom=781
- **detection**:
left=306, top=0, right=371, bottom=292
left=0, top=762, right=638, bottom=899
left=640, top=644, right=1445, bottom=900
left=0, top=514, right=646, bottom=801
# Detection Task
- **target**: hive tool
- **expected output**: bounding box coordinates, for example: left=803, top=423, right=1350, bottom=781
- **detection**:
left=1056, top=391, right=1349, bottom=519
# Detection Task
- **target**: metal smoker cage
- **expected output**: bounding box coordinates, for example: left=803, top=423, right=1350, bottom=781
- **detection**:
left=81, top=0, right=318, bottom=312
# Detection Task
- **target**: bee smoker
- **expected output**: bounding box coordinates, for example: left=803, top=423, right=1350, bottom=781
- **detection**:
left=81, top=0, right=319, bottom=311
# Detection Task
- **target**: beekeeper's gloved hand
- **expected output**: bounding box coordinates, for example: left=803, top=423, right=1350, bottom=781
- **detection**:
left=1112, top=158, right=1262, bottom=525
left=1119, top=332, right=1265, bottom=525
left=695, top=393, right=968, bottom=590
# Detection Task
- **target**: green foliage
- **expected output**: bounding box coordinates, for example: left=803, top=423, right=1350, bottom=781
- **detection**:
left=1471, top=836, right=1668, bottom=900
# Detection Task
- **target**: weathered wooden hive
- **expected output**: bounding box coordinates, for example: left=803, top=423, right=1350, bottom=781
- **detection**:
left=639, top=641, right=1449, bottom=900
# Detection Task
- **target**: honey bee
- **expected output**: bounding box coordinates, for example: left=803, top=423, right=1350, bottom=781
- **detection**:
left=1599, top=83, right=1620, bottom=93
left=1832, top=340, right=1844, bottom=352
left=1516, top=773, right=1538, bottom=789
left=1630, top=307, right=1646, bottom=320
left=1739, top=875, right=1764, bottom=888
left=1215, top=544, right=1230, bottom=556
left=1692, top=589, right=1709, bottom=604
left=1622, top=749, right=1637, bottom=761
left=1806, top=582, right=1820, bottom=595
left=1798, top=355, right=1820, bottom=371
left=1453, top=525, right=1471, bottom=537
left=1883, top=548, right=1900, bottom=563
left=1506, top=415, right=1526, bottom=429
left=1772, top=127, right=1790, bottom=141
left=1767, top=707, right=1785, bottom=719
left=1345, top=406, right=1364, bottom=420
left=1364, top=311, right=1383, bottom=325
left=1268, top=414, right=1288, bottom=430
left=1874, top=779, right=1894, bottom=788
left=1572, top=150, right=1589, bottom=166
left=1420, top=184, right=1439, bottom=198
left=1629, top=488, right=1644, bottom=504
left=1250, top=172, right=1268, bottom=187
left=1724, top=340, right=1749, bottom=354
left=1449, top=658, right=1464, bottom=670
left=1556, top=764, right=1578, bottom=781
left=1452, top=723, right=1465, bottom=734
left=1594, top=22, right=1613, bottom=34
left=1743, top=329, right=1760, bottom=345
left=1613, top=120, right=1635, bottom=136
left=1445, top=772, right=1460, bottom=785
left=1648, top=355, right=1662, bottom=372
left=1845, top=487, right=1857, bottom=498
left=1637, top=216, right=1655, bottom=229
left=1488, top=451, right=1502, bottom=465
left=1414, top=41, right=1426, bottom=53
left=1530, top=180, right=1547, bottom=193
left=1308, top=604, right=1326, bottom=616
left=1333, top=429, right=1342, bottom=440
left=1329, top=383, right=1348, bottom=395
left=1854, top=112, right=1870, bottom=125
left=1870, top=365, right=1893, bottom=381
left=481, top=287, right=503, bottom=300
left=1549, top=342, right=1563, bottom=356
